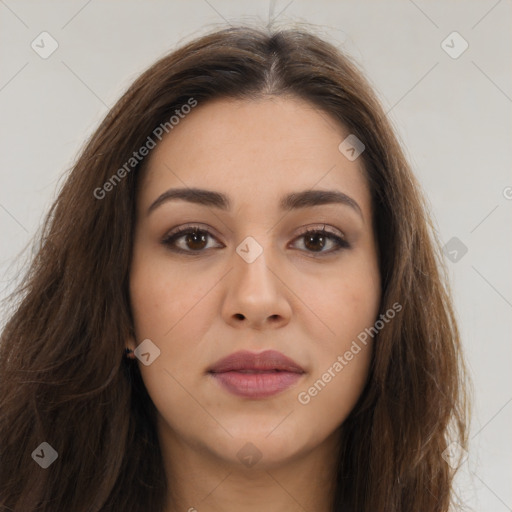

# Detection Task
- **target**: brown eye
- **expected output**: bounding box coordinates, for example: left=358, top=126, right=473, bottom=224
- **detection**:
left=162, top=225, right=349, bottom=256
left=182, top=230, right=208, bottom=251
left=291, top=227, right=349, bottom=254
left=162, top=226, right=223, bottom=254
left=304, top=232, right=327, bottom=252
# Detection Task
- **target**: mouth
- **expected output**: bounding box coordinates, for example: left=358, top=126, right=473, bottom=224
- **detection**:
left=207, top=350, right=305, bottom=399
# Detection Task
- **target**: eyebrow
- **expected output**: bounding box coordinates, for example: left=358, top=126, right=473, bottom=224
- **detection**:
left=147, top=187, right=363, bottom=218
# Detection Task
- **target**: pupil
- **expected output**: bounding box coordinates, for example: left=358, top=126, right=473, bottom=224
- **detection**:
left=187, top=231, right=206, bottom=250
left=305, top=233, right=325, bottom=251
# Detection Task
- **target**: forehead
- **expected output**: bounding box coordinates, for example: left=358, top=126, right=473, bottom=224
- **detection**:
left=138, top=96, right=371, bottom=217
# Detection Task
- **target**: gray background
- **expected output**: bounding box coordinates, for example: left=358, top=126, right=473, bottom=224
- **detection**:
left=1, top=1, right=511, bottom=510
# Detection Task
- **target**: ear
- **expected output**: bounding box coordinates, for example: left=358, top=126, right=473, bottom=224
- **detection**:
left=125, top=335, right=137, bottom=358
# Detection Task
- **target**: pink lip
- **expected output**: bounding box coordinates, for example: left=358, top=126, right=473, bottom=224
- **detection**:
left=208, top=350, right=305, bottom=399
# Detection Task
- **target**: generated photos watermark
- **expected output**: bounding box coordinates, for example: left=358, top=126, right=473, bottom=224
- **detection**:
left=93, top=97, right=197, bottom=200
left=297, top=302, right=402, bottom=405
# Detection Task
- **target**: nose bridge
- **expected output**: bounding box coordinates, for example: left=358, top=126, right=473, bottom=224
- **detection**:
left=221, top=231, right=292, bottom=327
left=233, top=234, right=275, bottom=292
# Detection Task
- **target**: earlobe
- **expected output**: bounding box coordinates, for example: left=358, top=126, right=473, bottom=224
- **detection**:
left=124, top=336, right=137, bottom=359
left=124, top=347, right=135, bottom=359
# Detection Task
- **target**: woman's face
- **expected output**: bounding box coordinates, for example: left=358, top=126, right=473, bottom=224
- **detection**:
left=129, top=96, right=381, bottom=469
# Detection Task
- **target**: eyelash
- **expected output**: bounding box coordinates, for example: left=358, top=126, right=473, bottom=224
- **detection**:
left=161, top=224, right=350, bottom=256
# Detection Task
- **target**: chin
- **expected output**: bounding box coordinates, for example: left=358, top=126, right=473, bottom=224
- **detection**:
left=205, top=424, right=314, bottom=468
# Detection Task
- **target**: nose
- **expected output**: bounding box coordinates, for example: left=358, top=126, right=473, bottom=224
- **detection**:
left=221, top=239, right=292, bottom=330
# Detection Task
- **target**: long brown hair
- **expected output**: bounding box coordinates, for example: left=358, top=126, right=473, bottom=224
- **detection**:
left=0, top=24, right=469, bottom=511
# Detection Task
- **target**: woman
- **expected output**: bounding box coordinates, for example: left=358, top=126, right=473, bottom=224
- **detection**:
left=0, top=25, right=469, bottom=511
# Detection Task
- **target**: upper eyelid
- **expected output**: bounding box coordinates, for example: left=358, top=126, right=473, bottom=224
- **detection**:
left=163, top=223, right=221, bottom=242
left=295, top=224, right=345, bottom=239
left=164, top=223, right=346, bottom=241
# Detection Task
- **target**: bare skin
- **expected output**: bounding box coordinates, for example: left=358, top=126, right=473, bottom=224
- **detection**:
left=128, top=96, right=381, bottom=512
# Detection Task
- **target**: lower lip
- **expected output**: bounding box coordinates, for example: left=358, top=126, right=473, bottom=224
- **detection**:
left=209, top=371, right=303, bottom=399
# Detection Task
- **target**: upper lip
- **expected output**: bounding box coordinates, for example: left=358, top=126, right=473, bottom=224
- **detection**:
left=208, top=350, right=305, bottom=373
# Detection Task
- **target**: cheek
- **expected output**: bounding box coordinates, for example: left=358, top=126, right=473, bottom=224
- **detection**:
left=295, top=252, right=380, bottom=345
left=293, top=288, right=376, bottom=436
left=295, top=344, right=372, bottom=444
left=130, top=255, right=205, bottom=338
left=129, top=253, right=220, bottom=386
left=292, top=253, right=379, bottom=424
left=128, top=257, right=214, bottom=418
